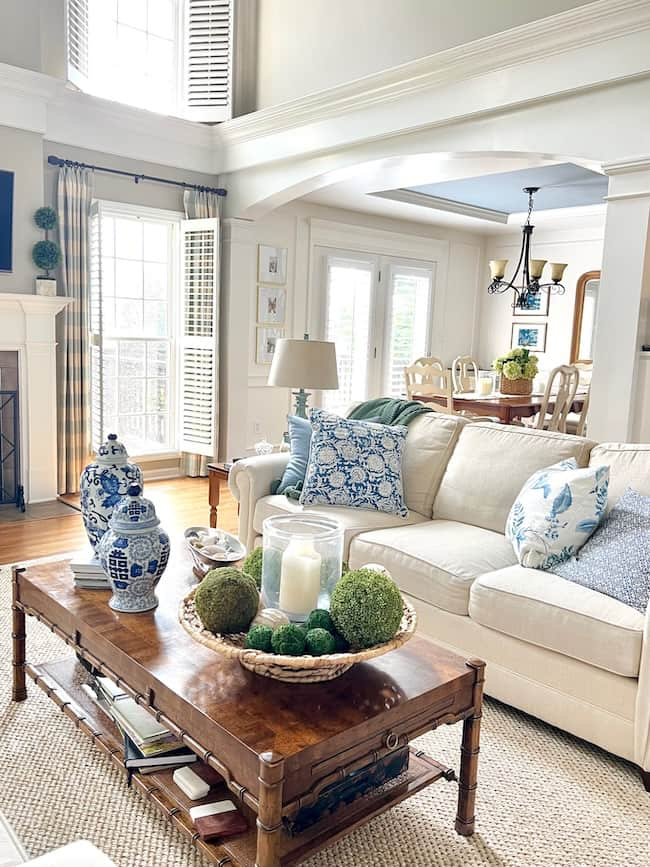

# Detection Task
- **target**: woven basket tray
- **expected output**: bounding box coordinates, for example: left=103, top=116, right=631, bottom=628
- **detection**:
left=500, top=376, right=533, bottom=395
left=179, top=589, right=417, bottom=683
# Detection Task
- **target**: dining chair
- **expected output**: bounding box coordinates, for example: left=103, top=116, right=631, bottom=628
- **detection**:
left=565, top=381, right=591, bottom=436
left=451, top=355, right=479, bottom=393
left=524, top=365, right=581, bottom=433
left=404, top=363, right=454, bottom=413
left=404, top=357, right=444, bottom=398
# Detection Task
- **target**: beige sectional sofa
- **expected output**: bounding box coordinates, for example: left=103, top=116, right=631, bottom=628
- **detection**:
left=229, top=418, right=650, bottom=782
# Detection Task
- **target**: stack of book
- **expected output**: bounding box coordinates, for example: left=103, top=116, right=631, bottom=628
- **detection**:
left=70, top=549, right=110, bottom=590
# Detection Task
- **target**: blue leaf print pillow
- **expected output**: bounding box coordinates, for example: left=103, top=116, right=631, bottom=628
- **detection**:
left=300, top=409, right=409, bottom=517
left=505, top=458, right=609, bottom=569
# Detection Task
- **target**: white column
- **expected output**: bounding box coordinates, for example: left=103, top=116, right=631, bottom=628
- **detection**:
left=588, top=160, right=650, bottom=443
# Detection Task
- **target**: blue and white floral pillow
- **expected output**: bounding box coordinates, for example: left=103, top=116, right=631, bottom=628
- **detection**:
left=299, top=409, right=409, bottom=517
left=505, top=458, right=609, bottom=570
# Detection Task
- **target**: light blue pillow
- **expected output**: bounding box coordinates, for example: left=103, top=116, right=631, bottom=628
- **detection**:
left=300, top=409, right=408, bottom=517
left=276, top=415, right=312, bottom=494
left=506, top=458, right=609, bottom=570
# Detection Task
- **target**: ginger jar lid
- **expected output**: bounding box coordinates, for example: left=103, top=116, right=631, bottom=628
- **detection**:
left=109, top=485, right=160, bottom=531
left=96, top=433, right=131, bottom=467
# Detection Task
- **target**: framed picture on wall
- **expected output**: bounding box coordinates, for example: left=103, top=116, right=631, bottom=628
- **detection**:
left=256, top=327, right=284, bottom=364
left=513, top=290, right=549, bottom=316
left=511, top=322, right=547, bottom=353
left=258, top=245, right=287, bottom=284
left=0, top=170, right=14, bottom=273
left=257, top=285, right=287, bottom=325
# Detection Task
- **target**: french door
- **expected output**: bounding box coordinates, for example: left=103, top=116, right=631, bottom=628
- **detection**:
left=316, top=248, right=434, bottom=414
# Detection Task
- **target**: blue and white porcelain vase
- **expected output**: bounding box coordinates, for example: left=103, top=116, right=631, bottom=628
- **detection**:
left=98, top=485, right=170, bottom=613
left=80, top=434, right=143, bottom=553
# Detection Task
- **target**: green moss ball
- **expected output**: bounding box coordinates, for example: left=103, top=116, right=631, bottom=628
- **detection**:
left=242, top=547, right=263, bottom=589
left=332, top=632, right=350, bottom=653
left=271, top=623, right=306, bottom=656
left=330, top=568, right=403, bottom=649
left=195, top=567, right=259, bottom=635
left=245, top=624, right=273, bottom=652
left=305, top=627, right=336, bottom=656
left=306, top=608, right=335, bottom=633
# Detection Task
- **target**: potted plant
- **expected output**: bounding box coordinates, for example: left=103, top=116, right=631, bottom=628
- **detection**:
left=492, top=347, right=539, bottom=395
left=32, top=207, right=60, bottom=296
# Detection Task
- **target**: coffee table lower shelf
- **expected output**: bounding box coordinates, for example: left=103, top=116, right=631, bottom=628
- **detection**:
left=25, top=657, right=454, bottom=867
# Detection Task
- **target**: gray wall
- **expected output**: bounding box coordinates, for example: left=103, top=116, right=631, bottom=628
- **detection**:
left=0, top=0, right=43, bottom=73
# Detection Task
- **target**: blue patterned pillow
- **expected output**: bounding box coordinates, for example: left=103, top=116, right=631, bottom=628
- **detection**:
left=552, top=488, right=650, bottom=613
left=300, top=409, right=408, bottom=517
left=506, top=458, right=609, bottom=570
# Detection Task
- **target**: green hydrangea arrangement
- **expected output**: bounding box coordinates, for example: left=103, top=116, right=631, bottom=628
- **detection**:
left=245, top=624, right=273, bottom=652
left=242, top=546, right=263, bottom=589
left=492, top=347, right=539, bottom=381
left=330, top=568, right=403, bottom=650
left=305, top=608, right=335, bottom=633
left=271, top=623, right=306, bottom=656
left=194, top=567, right=259, bottom=634
left=304, top=627, right=336, bottom=656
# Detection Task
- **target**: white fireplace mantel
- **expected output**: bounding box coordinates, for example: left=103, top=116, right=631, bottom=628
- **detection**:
left=0, top=293, right=73, bottom=503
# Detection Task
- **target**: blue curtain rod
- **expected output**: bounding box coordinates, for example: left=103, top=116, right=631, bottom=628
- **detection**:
left=47, top=155, right=227, bottom=197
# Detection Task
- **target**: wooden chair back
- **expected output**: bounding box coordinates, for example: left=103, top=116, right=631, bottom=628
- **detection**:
left=404, top=363, right=454, bottom=413
left=533, top=365, right=581, bottom=433
left=404, top=357, right=443, bottom=398
left=452, top=355, right=479, bottom=393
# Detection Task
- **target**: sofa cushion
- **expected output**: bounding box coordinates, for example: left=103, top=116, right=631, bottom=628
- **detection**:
left=401, top=413, right=468, bottom=517
left=27, top=842, right=117, bottom=866
left=590, top=443, right=650, bottom=507
left=469, top=564, right=645, bottom=677
left=253, top=495, right=427, bottom=557
left=434, top=423, right=595, bottom=534
left=348, top=520, right=517, bottom=616
left=0, top=810, right=27, bottom=867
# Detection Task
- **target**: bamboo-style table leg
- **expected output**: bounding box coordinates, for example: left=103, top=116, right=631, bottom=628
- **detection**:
left=12, top=566, right=27, bottom=702
left=455, top=658, right=485, bottom=836
left=256, top=751, right=285, bottom=867
left=208, top=469, right=220, bottom=528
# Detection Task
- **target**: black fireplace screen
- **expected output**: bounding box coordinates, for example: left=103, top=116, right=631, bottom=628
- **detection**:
left=0, top=390, right=23, bottom=509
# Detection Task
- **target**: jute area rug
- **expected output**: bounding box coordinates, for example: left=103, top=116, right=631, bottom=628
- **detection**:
left=0, top=563, right=648, bottom=867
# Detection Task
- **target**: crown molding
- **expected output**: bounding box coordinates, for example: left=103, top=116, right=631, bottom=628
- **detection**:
left=372, top=189, right=509, bottom=224
left=217, top=0, right=650, bottom=152
left=603, top=156, right=650, bottom=175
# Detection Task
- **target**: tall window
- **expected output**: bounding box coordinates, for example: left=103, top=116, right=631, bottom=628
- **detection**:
left=67, top=0, right=235, bottom=121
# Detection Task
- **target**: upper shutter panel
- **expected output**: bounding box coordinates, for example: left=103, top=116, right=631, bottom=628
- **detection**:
left=66, top=0, right=90, bottom=90
left=179, top=218, right=220, bottom=457
left=184, top=0, right=233, bottom=123
left=89, top=202, right=104, bottom=452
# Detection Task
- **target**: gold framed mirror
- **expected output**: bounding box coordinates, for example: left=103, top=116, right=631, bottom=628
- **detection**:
left=570, top=271, right=600, bottom=363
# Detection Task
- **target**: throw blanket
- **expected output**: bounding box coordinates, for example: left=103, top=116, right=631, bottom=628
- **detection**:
left=346, top=397, right=432, bottom=426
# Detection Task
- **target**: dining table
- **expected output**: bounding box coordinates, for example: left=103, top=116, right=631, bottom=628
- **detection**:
left=414, top=391, right=587, bottom=425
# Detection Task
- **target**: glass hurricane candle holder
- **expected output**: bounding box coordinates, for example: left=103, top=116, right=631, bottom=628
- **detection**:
left=261, top=514, right=344, bottom=622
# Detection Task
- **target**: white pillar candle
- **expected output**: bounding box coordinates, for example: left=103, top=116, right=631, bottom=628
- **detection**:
left=279, top=538, right=322, bottom=616
left=478, top=376, right=493, bottom=396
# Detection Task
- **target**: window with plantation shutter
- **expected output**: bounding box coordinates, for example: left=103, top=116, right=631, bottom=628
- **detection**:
left=66, top=0, right=89, bottom=90
left=184, top=0, right=233, bottom=122
left=89, top=202, right=103, bottom=452
left=179, top=218, right=219, bottom=457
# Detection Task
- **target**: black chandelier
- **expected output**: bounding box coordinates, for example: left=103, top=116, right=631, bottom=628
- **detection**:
left=488, top=187, right=567, bottom=309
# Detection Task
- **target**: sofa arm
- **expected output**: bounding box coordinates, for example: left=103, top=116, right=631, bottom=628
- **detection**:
left=229, top=453, right=291, bottom=550
left=634, top=609, right=650, bottom=772
left=27, top=841, right=117, bottom=866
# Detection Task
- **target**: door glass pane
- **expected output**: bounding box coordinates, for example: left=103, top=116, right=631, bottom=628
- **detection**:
left=385, top=268, right=432, bottom=397
left=323, top=260, right=373, bottom=415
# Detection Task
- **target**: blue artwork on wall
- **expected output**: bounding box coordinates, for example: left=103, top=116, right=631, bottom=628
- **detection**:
left=0, top=170, right=14, bottom=273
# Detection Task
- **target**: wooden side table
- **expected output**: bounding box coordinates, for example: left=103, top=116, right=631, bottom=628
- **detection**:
left=207, top=462, right=230, bottom=528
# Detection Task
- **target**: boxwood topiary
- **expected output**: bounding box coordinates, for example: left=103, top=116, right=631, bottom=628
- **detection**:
left=195, top=567, right=259, bottom=635
left=242, top=546, right=263, bottom=589
left=271, top=623, right=306, bottom=656
left=245, top=624, right=273, bottom=652
left=305, top=608, right=335, bottom=633
left=330, top=568, right=403, bottom=649
left=304, top=627, right=336, bottom=656
left=32, top=239, right=61, bottom=274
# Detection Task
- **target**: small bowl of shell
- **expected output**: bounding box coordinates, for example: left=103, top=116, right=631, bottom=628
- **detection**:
left=185, top=526, right=247, bottom=579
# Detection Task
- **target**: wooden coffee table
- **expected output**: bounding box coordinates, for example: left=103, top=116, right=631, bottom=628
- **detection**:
left=11, top=558, right=485, bottom=867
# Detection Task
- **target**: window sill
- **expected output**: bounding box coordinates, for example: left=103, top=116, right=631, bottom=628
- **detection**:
left=130, top=451, right=181, bottom=463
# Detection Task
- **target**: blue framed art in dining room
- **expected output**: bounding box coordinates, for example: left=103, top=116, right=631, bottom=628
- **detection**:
left=0, top=170, right=14, bottom=273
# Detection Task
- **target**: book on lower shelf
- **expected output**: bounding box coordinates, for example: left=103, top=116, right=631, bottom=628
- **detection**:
left=123, top=732, right=197, bottom=770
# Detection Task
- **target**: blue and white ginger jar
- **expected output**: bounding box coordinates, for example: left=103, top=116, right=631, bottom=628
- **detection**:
left=80, top=434, right=143, bottom=553
left=98, top=485, right=170, bottom=613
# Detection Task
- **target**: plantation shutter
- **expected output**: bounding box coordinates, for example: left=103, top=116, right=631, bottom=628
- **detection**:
left=179, top=218, right=219, bottom=456
left=88, top=202, right=103, bottom=452
left=183, top=0, right=234, bottom=122
left=66, top=0, right=90, bottom=90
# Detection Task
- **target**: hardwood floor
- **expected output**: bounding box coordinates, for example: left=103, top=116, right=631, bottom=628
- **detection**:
left=0, top=478, right=238, bottom=565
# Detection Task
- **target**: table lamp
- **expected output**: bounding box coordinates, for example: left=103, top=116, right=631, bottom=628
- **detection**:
left=268, top=334, right=339, bottom=418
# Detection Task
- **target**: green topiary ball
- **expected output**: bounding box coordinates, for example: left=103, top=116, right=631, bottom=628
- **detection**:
left=271, top=623, right=306, bottom=656
left=32, top=239, right=61, bottom=272
left=305, top=627, right=335, bottom=656
left=306, top=608, right=335, bottom=633
left=195, top=567, right=259, bottom=635
left=242, top=546, right=263, bottom=589
left=245, top=624, right=273, bottom=652
left=330, top=568, right=403, bottom=649
left=332, top=632, right=350, bottom=653
left=34, top=206, right=57, bottom=231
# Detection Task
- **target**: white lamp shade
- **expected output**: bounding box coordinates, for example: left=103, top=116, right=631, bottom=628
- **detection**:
left=268, top=338, right=339, bottom=390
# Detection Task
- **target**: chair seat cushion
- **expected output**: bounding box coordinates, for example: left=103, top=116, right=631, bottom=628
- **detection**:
left=469, top=565, right=645, bottom=677
left=253, top=495, right=427, bottom=557
left=348, top=520, right=518, bottom=615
